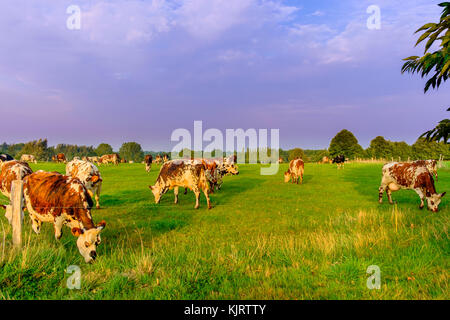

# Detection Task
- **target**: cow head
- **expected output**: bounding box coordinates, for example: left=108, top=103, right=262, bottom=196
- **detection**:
left=284, top=170, right=291, bottom=183
left=224, top=163, right=239, bottom=175
left=426, top=192, right=446, bottom=212
left=149, top=185, right=165, bottom=204
left=72, top=220, right=106, bottom=263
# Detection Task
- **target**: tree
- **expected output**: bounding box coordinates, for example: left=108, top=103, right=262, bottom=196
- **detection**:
left=367, top=136, right=393, bottom=159
left=420, top=108, right=449, bottom=143
left=402, top=2, right=449, bottom=143
left=402, top=2, right=449, bottom=93
left=412, top=138, right=450, bottom=159
left=17, top=139, right=51, bottom=161
left=329, top=129, right=364, bottom=159
left=288, top=148, right=304, bottom=161
left=95, top=143, right=113, bottom=156
left=119, top=142, right=144, bottom=162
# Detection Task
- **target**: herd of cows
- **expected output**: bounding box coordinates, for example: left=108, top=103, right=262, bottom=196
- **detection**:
left=0, top=152, right=446, bottom=263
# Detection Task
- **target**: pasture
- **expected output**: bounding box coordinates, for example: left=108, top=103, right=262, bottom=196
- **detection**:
left=0, top=162, right=448, bottom=300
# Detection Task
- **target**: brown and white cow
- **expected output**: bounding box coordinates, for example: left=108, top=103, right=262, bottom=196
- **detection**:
left=413, top=160, right=438, bottom=181
left=23, top=171, right=106, bottom=263
left=0, top=160, right=33, bottom=200
left=163, top=154, right=169, bottom=163
left=20, top=154, right=37, bottom=164
left=99, top=153, right=120, bottom=165
left=149, top=160, right=213, bottom=209
left=66, top=159, right=103, bottom=209
left=144, top=154, right=153, bottom=172
left=52, top=153, right=67, bottom=163
left=378, top=162, right=446, bottom=212
left=284, top=159, right=304, bottom=184
left=154, top=155, right=162, bottom=164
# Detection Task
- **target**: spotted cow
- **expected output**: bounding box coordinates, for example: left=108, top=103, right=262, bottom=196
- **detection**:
left=378, top=162, right=446, bottom=212
left=23, top=171, right=106, bottom=263
left=284, top=159, right=304, bottom=184
left=0, top=154, right=14, bottom=163
left=20, top=154, right=37, bottom=164
left=0, top=160, right=33, bottom=201
left=413, top=160, right=438, bottom=181
left=332, top=155, right=345, bottom=169
left=52, top=153, right=67, bottom=163
left=99, top=153, right=120, bottom=165
left=144, top=154, right=153, bottom=172
left=149, top=160, right=213, bottom=209
left=66, top=159, right=103, bottom=209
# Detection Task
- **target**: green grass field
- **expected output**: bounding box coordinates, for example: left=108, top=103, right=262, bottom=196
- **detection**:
left=0, top=162, right=448, bottom=300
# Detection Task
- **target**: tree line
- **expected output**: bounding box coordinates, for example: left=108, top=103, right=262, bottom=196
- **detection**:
left=1, top=130, right=448, bottom=164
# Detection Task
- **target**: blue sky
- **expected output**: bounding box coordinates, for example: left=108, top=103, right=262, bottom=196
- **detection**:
left=0, top=0, right=448, bottom=151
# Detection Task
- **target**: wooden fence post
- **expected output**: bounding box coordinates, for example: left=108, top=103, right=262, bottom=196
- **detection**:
left=11, top=180, right=24, bottom=248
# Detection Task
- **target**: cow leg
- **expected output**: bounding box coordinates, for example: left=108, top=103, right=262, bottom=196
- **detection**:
left=95, top=183, right=101, bottom=209
left=203, top=189, right=212, bottom=209
left=184, top=188, right=188, bottom=195
left=54, top=216, right=64, bottom=240
left=174, top=187, right=179, bottom=204
left=378, top=184, right=387, bottom=204
left=30, top=213, right=42, bottom=234
left=193, top=188, right=200, bottom=209
left=415, top=188, right=425, bottom=209
left=386, top=188, right=394, bottom=204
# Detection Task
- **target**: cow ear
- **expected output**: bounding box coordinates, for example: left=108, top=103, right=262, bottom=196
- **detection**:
left=96, top=220, right=106, bottom=230
left=71, top=228, right=84, bottom=237
left=91, top=175, right=100, bottom=183
left=441, top=192, right=446, bottom=198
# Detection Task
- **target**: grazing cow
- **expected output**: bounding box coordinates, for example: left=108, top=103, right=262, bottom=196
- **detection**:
left=413, top=160, right=438, bottom=181
left=154, top=155, right=162, bottom=164
left=0, top=154, right=14, bottom=162
left=0, top=160, right=33, bottom=199
left=378, top=162, right=446, bottom=212
left=284, top=159, right=304, bottom=184
left=332, top=155, right=345, bottom=169
left=23, top=171, right=106, bottom=263
left=85, top=156, right=99, bottom=164
left=149, top=160, right=213, bottom=209
left=99, top=153, right=120, bottom=165
left=66, top=159, right=103, bottom=209
left=20, top=154, right=37, bottom=164
left=145, top=155, right=153, bottom=172
left=56, top=153, right=67, bottom=163
left=320, top=156, right=331, bottom=164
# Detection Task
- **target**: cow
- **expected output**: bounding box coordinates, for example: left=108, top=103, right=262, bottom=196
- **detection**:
left=149, top=160, right=213, bottom=209
left=163, top=154, right=169, bottom=163
left=0, top=160, right=33, bottom=200
left=413, top=160, right=438, bottom=181
left=56, top=153, right=67, bottom=163
left=99, top=153, right=120, bottom=165
left=20, top=154, right=37, bottom=164
left=320, top=156, right=331, bottom=164
left=144, top=155, right=153, bottom=172
left=332, top=155, right=345, bottom=169
left=84, top=156, right=99, bottom=164
left=66, top=159, right=103, bottom=209
left=154, top=155, right=162, bottom=164
left=284, top=159, right=304, bottom=184
left=0, top=154, right=14, bottom=163
left=23, top=171, right=106, bottom=263
left=378, top=162, right=446, bottom=212
left=278, top=158, right=284, bottom=164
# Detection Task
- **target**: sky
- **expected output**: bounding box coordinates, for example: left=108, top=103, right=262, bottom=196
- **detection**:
left=0, top=0, right=448, bottom=151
